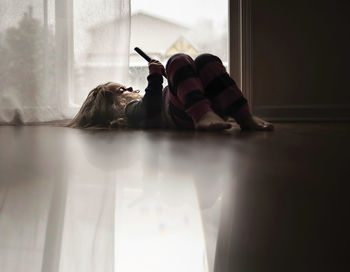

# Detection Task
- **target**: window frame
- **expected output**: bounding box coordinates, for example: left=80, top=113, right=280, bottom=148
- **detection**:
left=229, top=0, right=252, bottom=105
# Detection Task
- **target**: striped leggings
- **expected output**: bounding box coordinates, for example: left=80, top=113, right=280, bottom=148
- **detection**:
left=165, top=53, right=251, bottom=129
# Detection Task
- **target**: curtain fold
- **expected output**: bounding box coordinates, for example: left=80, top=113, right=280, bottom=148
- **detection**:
left=0, top=0, right=131, bottom=124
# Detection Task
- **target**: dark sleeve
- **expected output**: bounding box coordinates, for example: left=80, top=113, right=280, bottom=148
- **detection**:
left=125, top=73, right=163, bottom=128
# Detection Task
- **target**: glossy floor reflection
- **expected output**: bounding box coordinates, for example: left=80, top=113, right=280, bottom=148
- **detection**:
left=0, top=123, right=349, bottom=272
left=0, top=126, right=233, bottom=272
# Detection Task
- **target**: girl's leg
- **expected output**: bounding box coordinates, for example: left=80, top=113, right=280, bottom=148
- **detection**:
left=165, top=53, right=231, bottom=130
left=194, top=53, right=273, bottom=130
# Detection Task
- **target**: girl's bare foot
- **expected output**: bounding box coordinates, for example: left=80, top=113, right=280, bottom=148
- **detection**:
left=195, top=111, right=232, bottom=131
left=240, top=116, right=274, bottom=131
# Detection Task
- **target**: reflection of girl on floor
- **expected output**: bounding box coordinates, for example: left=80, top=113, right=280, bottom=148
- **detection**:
left=69, top=53, right=273, bottom=131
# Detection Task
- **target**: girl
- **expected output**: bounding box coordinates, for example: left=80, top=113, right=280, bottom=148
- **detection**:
left=68, top=53, right=273, bottom=131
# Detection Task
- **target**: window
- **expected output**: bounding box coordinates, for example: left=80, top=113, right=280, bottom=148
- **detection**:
left=129, top=0, right=228, bottom=92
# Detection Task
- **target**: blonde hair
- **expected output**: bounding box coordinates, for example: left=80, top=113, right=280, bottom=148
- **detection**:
left=68, top=82, right=142, bottom=128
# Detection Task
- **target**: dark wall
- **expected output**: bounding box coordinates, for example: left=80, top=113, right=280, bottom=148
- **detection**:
left=251, top=0, right=350, bottom=119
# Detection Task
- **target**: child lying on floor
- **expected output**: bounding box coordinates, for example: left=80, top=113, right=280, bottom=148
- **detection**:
left=68, top=53, right=273, bottom=131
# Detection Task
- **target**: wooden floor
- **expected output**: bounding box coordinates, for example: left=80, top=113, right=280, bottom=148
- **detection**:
left=0, top=123, right=349, bottom=272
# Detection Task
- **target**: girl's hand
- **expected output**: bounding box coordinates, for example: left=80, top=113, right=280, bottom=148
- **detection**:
left=148, top=59, right=166, bottom=76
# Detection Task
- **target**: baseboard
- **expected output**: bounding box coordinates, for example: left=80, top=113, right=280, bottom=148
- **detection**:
left=253, top=105, right=350, bottom=122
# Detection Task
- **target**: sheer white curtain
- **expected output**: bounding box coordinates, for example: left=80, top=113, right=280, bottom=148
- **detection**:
left=0, top=0, right=130, bottom=124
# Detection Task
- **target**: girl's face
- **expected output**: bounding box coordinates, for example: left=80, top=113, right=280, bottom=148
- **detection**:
left=99, top=82, right=141, bottom=117
left=69, top=82, right=142, bottom=128
left=105, top=82, right=134, bottom=96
